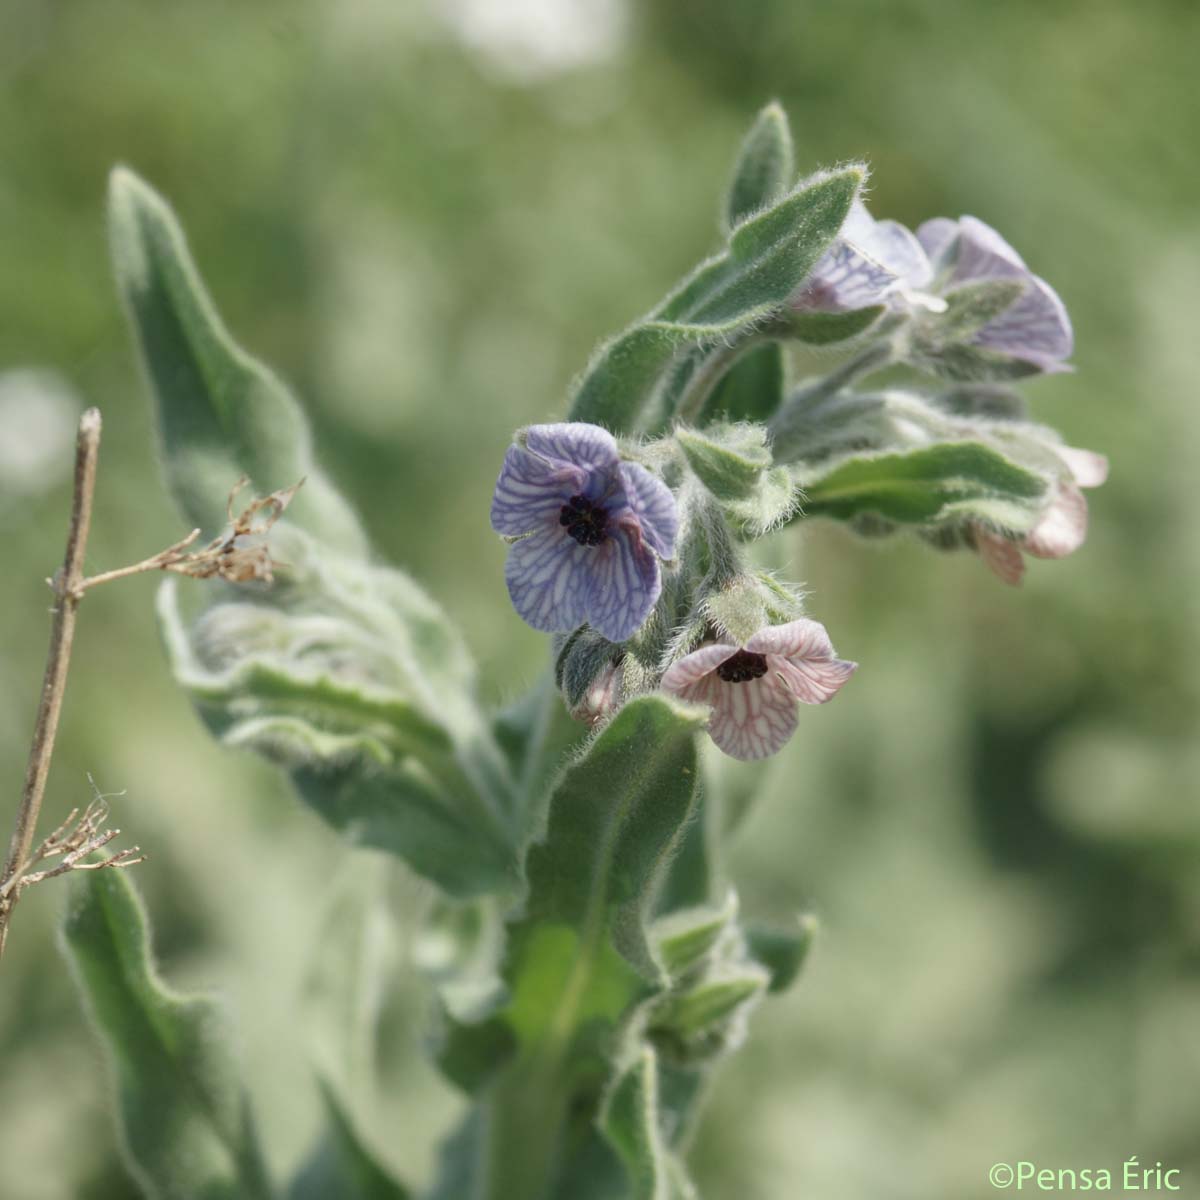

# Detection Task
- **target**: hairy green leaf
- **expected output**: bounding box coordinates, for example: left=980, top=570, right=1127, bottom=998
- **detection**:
left=601, top=1048, right=698, bottom=1200
left=61, top=869, right=272, bottom=1200
left=698, top=341, right=786, bottom=425
left=724, top=101, right=794, bottom=230
left=108, top=167, right=365, bottom=552
left=569, top=167, right=863, bottom=432
left=798, top=441, right=1049, bottom=527
left=288, top=1080, right=409, bottom=1200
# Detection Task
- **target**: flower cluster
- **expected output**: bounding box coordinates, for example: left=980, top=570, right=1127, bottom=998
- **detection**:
left=490, top=134, right=1103, bottom=764
left=794, top=202, right=1074, bottom=373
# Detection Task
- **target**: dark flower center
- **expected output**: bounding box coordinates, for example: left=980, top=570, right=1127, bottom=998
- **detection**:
left=559, top=494, right=609, bottom=546
left=716, top=650, right=769, bottom=684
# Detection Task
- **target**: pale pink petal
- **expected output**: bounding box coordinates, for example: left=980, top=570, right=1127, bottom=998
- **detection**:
left=770, top=655, right=857, bottom=705
left=661, top=643, right=739, bottom=693
left=1024, top=484, right=1088, bottom=559
left=975, top=527, right=1026, bottom=586
left=1056, top=445, right=1109, bottom=489
left=745, top=618, right=835, bottom=662
left=707, top=671, right=799, bottom=760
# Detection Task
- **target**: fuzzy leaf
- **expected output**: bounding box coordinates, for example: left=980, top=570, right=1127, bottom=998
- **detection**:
left=783, top=304, right=887, bottom=346
left=601, top=1048, right=697, bottom=1200
left=288, top=1080, right=409, bottom=1200
left=698, top=341, right=786, bottom=425
left=745, top=915, right=817, bottom=994
left=798, top=441, right=1049, bottom=527
left=917, top=279, right=1024, bottom=348
left=650, top=968, right=768, bottom=1040
left=292, top=761, right=519, bottom=899
left=724, top=101, right=794, bottom=229
left=653, top=894, right=738, bottom=981
left=61, top=869, right=272, bottom=1200
left=676, top=424, right=771, bottom=502
left=108, top=168, right=365, bottom=552
left=569, top=167, right=863, bottom=433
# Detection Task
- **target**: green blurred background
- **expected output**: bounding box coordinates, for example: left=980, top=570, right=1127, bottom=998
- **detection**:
left=1, top=1, right=1197, bottom=1196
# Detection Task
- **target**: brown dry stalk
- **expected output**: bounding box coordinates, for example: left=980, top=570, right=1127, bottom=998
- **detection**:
left=0, top=408, right=103, bottom=958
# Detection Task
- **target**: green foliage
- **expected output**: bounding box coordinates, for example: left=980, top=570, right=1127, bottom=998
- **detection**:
left=676, top=423, right=771, bottom=502
left=600, top=1049, right=697, bottom=1200
left=60, top=869, right=272, bottom=1200
left=723, top=101, right=794, bottom=230
left=798, top=441, right=1050, bottom=529
left=698, top=342, right=786, bottom=425
left=568, top=166, right=863, bottom=433
left=107, top=168, right=365, bottom=552
left=156, top=541, right=521, bottom=897
left=745, top=915, right=817, bottom=994
left=288, top=1080, right=410, bottom=1200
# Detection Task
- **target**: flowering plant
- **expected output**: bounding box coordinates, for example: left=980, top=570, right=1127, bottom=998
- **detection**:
left=37, top=103, right=1102, bottom=1198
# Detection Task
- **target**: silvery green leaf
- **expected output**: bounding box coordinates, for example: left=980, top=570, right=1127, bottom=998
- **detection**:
left=288, top=1079, right=409, bottom=1200
left=722, top=465, right=797, bottom=536
left=601, top=1048, right=698, bottom=1200
left=745, top=915, right=817, bottom=994
left=781, top=304, right=887, bottom=346
left=653, top=892, right=739, bottom=981
left=569, top=167, right=864, bottom=433
left=915, top=278, right=1024, bottom=349
left=292, top=760, right=519, bottom=899
left=61, top=869, right=272, bottom=1200
left=697, top=342, right=785, bottom=425
left=935, top=385, right=1030, bottom=421
left=157, top=529, right=521, bottom=897
left=797, top=441, right=1050, bottom=529
left=649, top=967, right=768, bottom=1045
left=676, top=424, right=771, bottom=502
left=108, top=168, right=365, bottom=553
left=724, top=101, right=794, bottom=230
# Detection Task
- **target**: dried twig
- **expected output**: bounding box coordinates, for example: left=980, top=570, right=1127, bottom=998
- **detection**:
left=0, top=411, right=296, bottom=960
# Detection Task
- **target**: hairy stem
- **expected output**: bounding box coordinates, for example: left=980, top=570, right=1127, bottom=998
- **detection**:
left=0, top=408, right=102, bottom=959
left=768, top=340, right=894, bottom=463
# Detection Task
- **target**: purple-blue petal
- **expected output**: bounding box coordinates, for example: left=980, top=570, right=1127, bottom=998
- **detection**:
left=795, top=239, right=897, bottom=312
left=975, top=273, right=1073, bottom=365
left=504, top=526, right=591, bottom=633
left=950, top=215, right=1027, bottom=284
left=524, top=422, right=620, bottom=473
left=916, top=217, right=959, bottom=268
left=491, top=444, right=582, bottom=536
left=617, top=461, right=678, bottom=559
left=583, top=528, right=661, bottom=643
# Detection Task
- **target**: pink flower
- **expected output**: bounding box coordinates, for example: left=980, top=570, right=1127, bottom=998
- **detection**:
left=660, top=619, right=857, bottom=760
left=974, top=445, right=1108, bottom=585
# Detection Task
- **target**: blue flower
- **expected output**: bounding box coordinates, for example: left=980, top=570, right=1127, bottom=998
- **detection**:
left=490, top=423, right=678, bottom=643
left=917, top=215, right=1073, bottom=372
left=792, top=200, right=1073, bottom=373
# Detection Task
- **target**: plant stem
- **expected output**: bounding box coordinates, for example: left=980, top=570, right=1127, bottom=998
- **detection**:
left=0, top=409, right=102, bottom=959
left=767, top=340, right=894, bottom=463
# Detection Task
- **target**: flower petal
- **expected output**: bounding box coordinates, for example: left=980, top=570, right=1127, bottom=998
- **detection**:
left=974, top=527, right=1026, bottom=586
left=583, top=526, right=661, bottom=643
left=1024, top=484, right=1088, bottom=559
left=770, top=655, right=857, bottom=705
left=952, top=215, right=1027, bottom=281
left=707, top=671, right=799, bottom=760
left=661, top=643, right=739, bottom=694
left=504, top=525, right=591, bottom=633
left=525, top=422, right=620, bottom=473
left=795, top=238, right=897, bottom=312
left=618, top=461, right=678, bottom=559
left=1056, top=445, right=1108, bottom=489
left=975, top=274, right=1073, bottom=365
left=916, top=217, right=960, bottom=267
left=745, top=618, right=835, bottom=662
left=491, top=444, right=582, bottom=536
left=863, top=218, right=934, bottom=289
